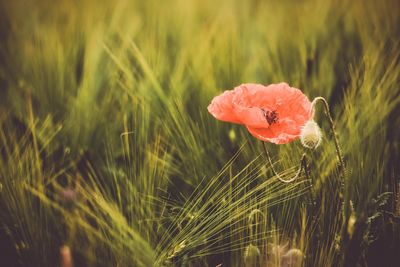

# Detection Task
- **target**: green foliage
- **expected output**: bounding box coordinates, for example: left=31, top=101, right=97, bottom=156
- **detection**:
left=0, top=0, right=399, bottom=266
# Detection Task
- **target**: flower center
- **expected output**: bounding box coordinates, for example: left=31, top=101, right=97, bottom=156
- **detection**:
left=261, top=108, right=279, bottom=125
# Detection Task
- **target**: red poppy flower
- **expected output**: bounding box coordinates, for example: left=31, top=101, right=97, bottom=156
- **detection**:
left=207, top=83, right=312, bottom=144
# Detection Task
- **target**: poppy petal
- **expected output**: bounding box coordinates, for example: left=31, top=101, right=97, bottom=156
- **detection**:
left=207, top=90, right=242, bottom=124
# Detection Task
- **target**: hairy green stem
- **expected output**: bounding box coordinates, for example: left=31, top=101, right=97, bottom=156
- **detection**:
left=311, top=97, right=349, bottom=253
left=261, top=142, right=308, bottom=183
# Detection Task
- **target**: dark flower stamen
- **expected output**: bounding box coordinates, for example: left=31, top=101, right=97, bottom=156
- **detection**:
left=261, top=108, right=279, bottom=125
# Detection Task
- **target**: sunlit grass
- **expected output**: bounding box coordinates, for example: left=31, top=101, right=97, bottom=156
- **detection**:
left=0, top=0, right=399, bottom=266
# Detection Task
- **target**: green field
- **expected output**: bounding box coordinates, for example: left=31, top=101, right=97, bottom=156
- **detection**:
left=0, top=0, right=399, bottom=266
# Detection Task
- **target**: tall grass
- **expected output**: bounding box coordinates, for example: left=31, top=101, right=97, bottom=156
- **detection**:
left=0, top=0, right=399, bottom=266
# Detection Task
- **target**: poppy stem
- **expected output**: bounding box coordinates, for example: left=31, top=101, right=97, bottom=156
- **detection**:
left=311, top=97, right=349, bottom=247
left=311, top=97, right=346, bottom=174
left=261, top=142, right=308, bottom=183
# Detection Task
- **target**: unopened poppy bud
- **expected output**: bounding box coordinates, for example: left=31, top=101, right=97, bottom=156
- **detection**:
left=60, top=188, right=77, bottom=202
left=244, top=244, right=260, bottom=266
left=60, top=245, right=73, bottom=267
left=281, top=248, right=304, bottom=267
left=300, top=120, right=322, bottom=149
left=60, top=187, right=78, bottom=210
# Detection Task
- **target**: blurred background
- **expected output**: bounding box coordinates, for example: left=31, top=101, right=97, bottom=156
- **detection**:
left=0, top=0, right=399, bottom=266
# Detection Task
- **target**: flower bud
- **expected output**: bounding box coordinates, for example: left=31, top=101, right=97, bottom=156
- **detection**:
left=60, top=187, right=78, bottom=210
left=281, top=248, right=304, bottom=267
left=60, top=245, right=73, bottom=267
left=244, top=244, right=260, bottom=266
left=300, top=120, right=322, bottom=149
